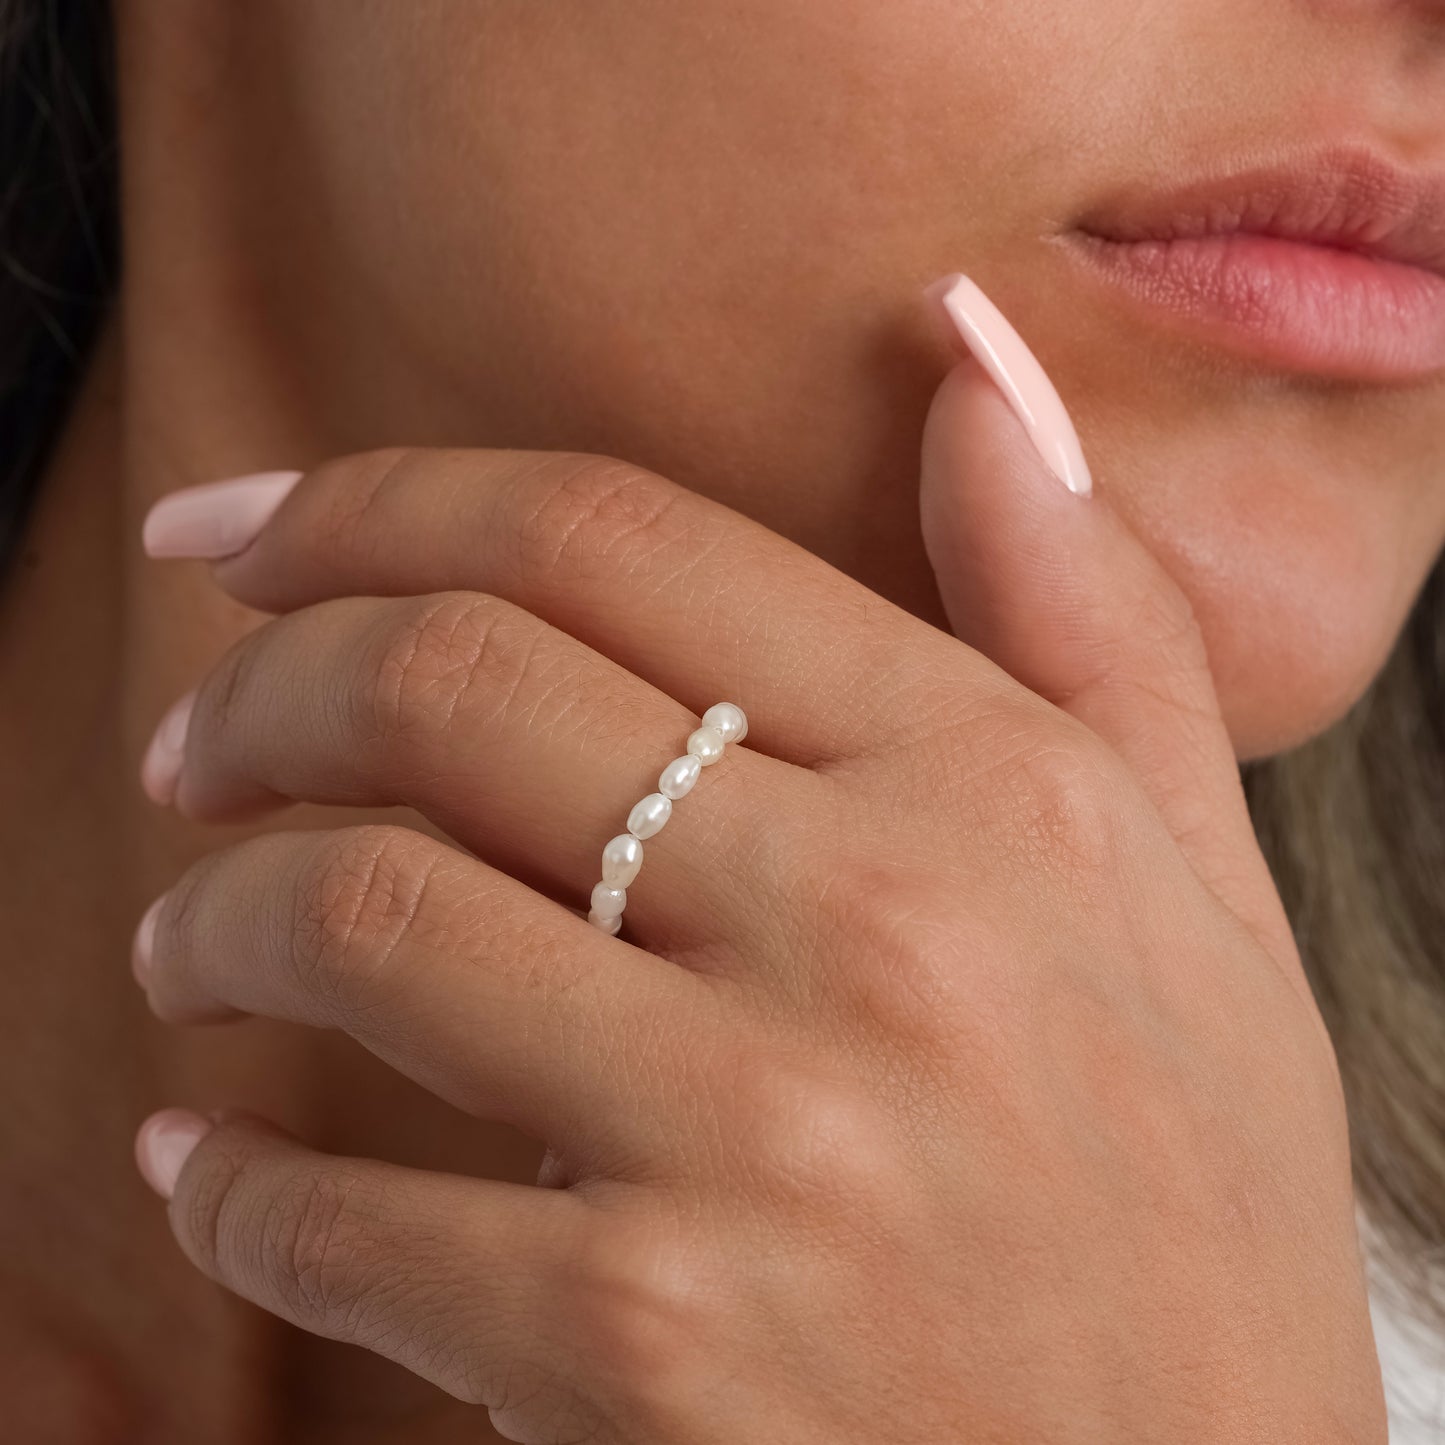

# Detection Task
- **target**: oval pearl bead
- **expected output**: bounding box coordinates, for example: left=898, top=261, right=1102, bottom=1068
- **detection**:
left=601, top=833, right=644, bottom=888
left=627, top=792, right=673, bottom=839
left=588, top=909, right=622, bottom=936
left=685, top=725, right=726, bottom=766
left=590, top=882, right=627, bottom=919
left=658, top=754, right=702, bottom=800
left=702, top=702, right=748, bottom=744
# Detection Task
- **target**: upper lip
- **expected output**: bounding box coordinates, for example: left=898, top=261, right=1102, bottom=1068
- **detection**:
left=1071, top=145, right=1445, bottom=278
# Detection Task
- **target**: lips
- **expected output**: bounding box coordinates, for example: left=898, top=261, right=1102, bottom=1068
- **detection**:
left=1062, top=146, right=1445, bottom=381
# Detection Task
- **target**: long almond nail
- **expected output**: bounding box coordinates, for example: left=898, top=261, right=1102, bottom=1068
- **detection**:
left=925, top=273, right=1092, bottom=497
left=143, top=471, right=303, bottom=559
left=135, top=1110, right=213, bottom=1200
left=140, top=691, right=196, bottom=805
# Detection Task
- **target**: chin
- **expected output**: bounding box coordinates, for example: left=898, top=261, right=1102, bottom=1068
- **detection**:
left=1140, top=471, right=1407, bottom=763
left=1213, top=611, right=1393, bottom=763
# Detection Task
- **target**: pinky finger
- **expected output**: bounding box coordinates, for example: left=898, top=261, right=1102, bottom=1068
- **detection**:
left=136, top=1109, right=593, bottom=1423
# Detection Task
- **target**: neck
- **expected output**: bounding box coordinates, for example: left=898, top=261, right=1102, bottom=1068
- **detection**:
left=0, top=226, right=501, bottom=1440
left=0, top=1, right=415, bottom=1051
left=37, top=5, right=404, bottom=851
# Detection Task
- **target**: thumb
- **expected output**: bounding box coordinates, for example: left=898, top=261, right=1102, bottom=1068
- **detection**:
left=919, top=273, right=1299, bottom=980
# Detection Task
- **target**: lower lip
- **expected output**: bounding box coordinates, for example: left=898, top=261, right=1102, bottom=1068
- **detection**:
left=1064, top=230, right=1445, bottom=382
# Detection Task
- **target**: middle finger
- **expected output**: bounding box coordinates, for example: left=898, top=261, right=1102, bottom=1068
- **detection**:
left=149, top=449, right=1019, bottom=768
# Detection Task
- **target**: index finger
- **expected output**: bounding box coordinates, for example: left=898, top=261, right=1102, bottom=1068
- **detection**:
left=145, top=449, right=1026, bottom=766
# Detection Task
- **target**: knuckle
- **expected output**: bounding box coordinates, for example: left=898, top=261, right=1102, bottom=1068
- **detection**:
left=488, top=1367, right=597, bottom=1440
left=304, top=447, right=426, bottom=556
left=156, top=861, right=208, bottom=958
left=175, top=1132, right=452, bottom=1368
left=513, top=454, right=692, bottom=585
left=205, top=630, right=266, bottom=739
left=371, top=591, right=552, bottom=744
left=142, top=856, right=234, bottom=1018
left=177, top=1136, right=247, bottom=1280
left=261, top=1166, right=383, bottom=1333
left=568, top=1221, right=718, bottom=1421
left=806, top=851, right=973, bottom=1028
left=292, top=825, right=442, bottom=1013
left=718, top=1048, right=907, bottom=1222
left=983, top=725, right=1135, bottom=891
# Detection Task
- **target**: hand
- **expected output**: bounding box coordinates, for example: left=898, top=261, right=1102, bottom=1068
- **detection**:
left=132, top=348, right=1385, bottom=1442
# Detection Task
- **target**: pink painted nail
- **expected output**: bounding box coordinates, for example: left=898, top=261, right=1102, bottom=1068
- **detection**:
left=132, top=895, right=165, bottom=986
left=142, top=471, right=303, bottom=559
left=924, top=273, right=1092, bottom=497
left=135, top=1109, right=213, bottom=1200
left=140, top=691, right=196, bottom=806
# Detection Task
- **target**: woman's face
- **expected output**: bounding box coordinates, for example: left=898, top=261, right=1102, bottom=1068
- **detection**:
left=250, top=0, right=1445, bottom=759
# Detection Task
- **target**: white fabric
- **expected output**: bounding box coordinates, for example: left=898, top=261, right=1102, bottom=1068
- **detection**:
left=1373, top=1289, right=1445, bottom=1443
left=1360, top=1209, right=1445, bottom=1442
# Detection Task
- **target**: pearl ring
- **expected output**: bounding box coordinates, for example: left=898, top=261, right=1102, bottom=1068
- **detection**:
left=586, top=703, right=748, bottom=935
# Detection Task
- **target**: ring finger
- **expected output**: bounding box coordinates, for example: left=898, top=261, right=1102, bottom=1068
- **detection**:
left=148, top=587, right=813, bottom=950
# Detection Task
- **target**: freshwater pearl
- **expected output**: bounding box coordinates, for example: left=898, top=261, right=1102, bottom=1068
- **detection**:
left=659, top=754, right=702, bottom=800
left=702, top=702, right=748, bottom=744
left=627, top=792, right=673, bottom=840
left=685, top=725, right=726, bottom=766
left=601, top=833, right=644, bottom=888
left=588, top=910, right=622, bottom=936
left=591, top=883, right=627, bottom=919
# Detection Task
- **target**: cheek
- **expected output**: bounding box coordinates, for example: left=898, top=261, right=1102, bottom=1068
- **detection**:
left=289, top=0, right=1107, bottom=448
left=277, top=0, right=1445, bottom=763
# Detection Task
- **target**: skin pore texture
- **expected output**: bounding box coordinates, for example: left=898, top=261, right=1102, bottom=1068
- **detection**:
left=0, top=0, right=1442, bottom=1439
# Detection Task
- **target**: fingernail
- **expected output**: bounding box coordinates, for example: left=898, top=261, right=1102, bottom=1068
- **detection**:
left=132, top=894, right=165, bottom=986
left=143, top=471, right=303, bottom=559
left=924, top=273, right=1093, bottom=498
left=135, top=1109, right=213, bottom=1200
left=140, top=690, right=196, bottom=806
